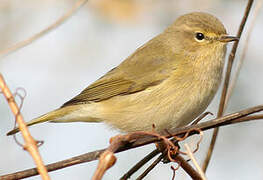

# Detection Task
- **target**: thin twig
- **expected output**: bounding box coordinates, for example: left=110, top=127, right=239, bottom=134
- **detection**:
left=228, top=114, right=263, bottom=123
left=191, top=112, right=213, bottom=125
left=0, top=0, right=89, bottom=59
left=12, top=88, right=28, bottom=148
left=0, top=74, right=50, bottom=180
left=136, top=154, right=164, bottom=180
left=174, top=155, right=203, bottom=180
left=1, top=149, right=105, bottom=180
left=120, top=149, right=160, bottom=180
left=1, top=105, right=263, bottom=180
left=184, top=143, right=206, bottom=180
left=203, top=0, right=254, bottom=172
left=225, top=0, right=263, bottom=107
left=170, top=165, right=178, bottom=180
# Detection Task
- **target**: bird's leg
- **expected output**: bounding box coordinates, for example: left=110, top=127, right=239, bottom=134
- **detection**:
left=156, top=139, right=180, bottom=164
left=154, top=129, right=181, bottom=164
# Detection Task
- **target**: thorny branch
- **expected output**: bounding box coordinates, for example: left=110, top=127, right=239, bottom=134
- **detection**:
left=0, top=74, right=50, bottom=180
left=203, top=0, right=254, bottom=172
left=1, top=105, right=263, bottom=180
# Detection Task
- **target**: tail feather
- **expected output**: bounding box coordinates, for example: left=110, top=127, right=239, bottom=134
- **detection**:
left=6, top=105, right=99, bottom=136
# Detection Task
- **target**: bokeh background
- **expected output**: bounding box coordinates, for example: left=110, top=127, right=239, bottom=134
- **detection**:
left=1, top=0, right=263, bottom=179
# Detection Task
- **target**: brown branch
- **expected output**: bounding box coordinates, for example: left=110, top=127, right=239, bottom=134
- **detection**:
left=1, top=105, right=263, bottom=180
left=0, top=74, right=50, bottom=180
left=203, top=0, right=254, bottom=172
left=0, top=0, right=89, bottom=59
left=136, top=154, right=164, bottom=180
left=134, top=150, right=203, bottom=180
left=0, top=149, right=105, bottom=180
left=174, top=155, right=203, bottom=180
left=120, top=149, right=160, bottom=180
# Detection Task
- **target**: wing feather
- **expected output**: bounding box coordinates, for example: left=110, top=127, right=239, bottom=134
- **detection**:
left=62, top=34, right=177, bottom=107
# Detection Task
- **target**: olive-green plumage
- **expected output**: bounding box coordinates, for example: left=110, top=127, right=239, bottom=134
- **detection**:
left=7, top=12, right=238, bottom=136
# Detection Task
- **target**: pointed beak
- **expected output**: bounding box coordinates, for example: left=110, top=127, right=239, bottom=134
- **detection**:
left=218, top=35, right=239, bottom=43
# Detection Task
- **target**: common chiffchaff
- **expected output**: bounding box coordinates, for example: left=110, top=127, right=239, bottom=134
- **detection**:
left=7, top=12, right=238, bottom=135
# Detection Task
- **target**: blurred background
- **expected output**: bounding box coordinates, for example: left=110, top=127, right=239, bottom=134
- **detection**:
left=1, top=0, right=263, bottom=179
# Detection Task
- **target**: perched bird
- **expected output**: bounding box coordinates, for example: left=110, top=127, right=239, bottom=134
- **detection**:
left=7, top=12, right=238, bottom=136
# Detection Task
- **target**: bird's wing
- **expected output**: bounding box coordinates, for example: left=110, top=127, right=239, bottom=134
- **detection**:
left=62, top=36, right=176, bottom=107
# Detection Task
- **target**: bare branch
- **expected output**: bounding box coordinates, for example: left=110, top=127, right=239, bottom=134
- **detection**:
left=0, top=149, right=105, bottom=180
left=0, top=74, right=50, bottom=180
left=136, top=154, right=164, bottom=180
left=203, top=0, right=254, bottom=172
left=174, top=155, right=203, bottom=180
left=120, top=149, right=160, bottom=180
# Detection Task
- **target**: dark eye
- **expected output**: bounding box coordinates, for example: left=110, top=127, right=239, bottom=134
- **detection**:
left=195, top=32, right=205, bottom=41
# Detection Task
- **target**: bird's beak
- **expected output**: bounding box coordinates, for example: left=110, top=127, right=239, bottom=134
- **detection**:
left=218, top=35, right=239, bottom=43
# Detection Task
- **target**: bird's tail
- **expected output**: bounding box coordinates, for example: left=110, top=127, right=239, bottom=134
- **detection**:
left=6, top=105, right=99, bottom=136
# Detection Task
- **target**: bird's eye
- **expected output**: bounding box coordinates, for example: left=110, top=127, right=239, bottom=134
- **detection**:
left=195, top=32, right=205, bottom=41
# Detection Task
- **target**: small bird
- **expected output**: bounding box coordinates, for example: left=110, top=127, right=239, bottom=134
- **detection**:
left=7, top=12, right=238, bottom=136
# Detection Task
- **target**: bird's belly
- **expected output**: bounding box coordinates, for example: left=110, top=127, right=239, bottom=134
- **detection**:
left=99, top=78, right=219, bottom=133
